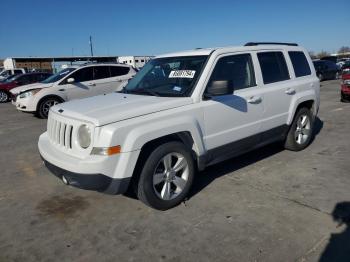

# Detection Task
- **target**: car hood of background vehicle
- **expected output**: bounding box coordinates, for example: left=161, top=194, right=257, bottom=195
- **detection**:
left=10, top=82, right=53, bottom=95
left=0, top=82, right=16, bottom=90
left=51, top=93, right=194, bottom=126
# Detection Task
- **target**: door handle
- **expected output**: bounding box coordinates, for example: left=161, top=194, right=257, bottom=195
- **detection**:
left=285, top=88, right=296, bottom=95
left=247, top=96, right=262, bottom=104
left=58, top=89, right=65, bottom=91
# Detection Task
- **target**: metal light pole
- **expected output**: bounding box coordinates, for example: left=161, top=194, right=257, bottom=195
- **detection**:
left=89, top=36, right=94, bottom=58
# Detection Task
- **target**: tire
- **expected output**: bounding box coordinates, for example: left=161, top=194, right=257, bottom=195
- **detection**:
left=136, top=141, right=195, bottom=210
left=317, top=73, right=324, bottom=81
left=341, top=92, right=350, bottom=103
left=284, top=107, right=314, bottom=151
left=37, top=97, right=61, bottom=119
left=0, top=90, right=9, bottom=103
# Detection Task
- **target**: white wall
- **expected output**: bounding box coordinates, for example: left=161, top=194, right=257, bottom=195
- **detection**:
left=3, top=58, right=15, bottom=69
left=117, top=56, right=153, bottom=69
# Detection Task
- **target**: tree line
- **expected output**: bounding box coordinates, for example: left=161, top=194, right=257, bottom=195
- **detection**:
left=309, top=46, right=350, bottom=59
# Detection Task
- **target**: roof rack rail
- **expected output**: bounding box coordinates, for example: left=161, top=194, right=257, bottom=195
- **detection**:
left=244, top=42, right=298, bottom=46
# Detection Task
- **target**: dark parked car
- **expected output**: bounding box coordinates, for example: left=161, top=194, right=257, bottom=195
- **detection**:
left=313, top=60, right=340, bottom=81
left=0, top=72, right=52, bottom=102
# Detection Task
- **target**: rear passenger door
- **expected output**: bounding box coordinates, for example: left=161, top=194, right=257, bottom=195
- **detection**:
left=257, top=50, right=304, bottom=139
left=109, top=66, right=131, bottom=91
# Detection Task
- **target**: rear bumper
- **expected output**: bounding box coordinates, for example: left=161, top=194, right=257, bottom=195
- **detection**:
left=42, top=157, right=131, bottom=194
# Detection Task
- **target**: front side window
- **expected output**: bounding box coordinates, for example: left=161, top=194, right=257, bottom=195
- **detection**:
left=69, top=67, right=93, bottom=83
left=258, top=52, right=290, bottom=84
left=289, top=51, right=311, bottom=77
left=93, top=66, right=110, bottom=80
left=14, top=69, right=23, bottom=74
left=124, top=55, right=208, bottom=97
left=207, top=54, right=256, bottom=91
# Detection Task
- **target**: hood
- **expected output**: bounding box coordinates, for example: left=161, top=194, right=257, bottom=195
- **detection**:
left=342, top=73, right=350, bottom=80
left=0, top=82, right=16, bottom=90
left=10, top=82, right=53, bottom=95
left=51, top=93, right=193, bottom=126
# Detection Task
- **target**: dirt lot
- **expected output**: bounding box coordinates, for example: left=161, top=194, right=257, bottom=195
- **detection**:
left=0, top=80, right=349, bottom=262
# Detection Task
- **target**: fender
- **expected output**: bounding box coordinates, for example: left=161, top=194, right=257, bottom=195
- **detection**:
left=121, top=115, right=206, bottom=157
left=287, top=89, right=316, bottom=125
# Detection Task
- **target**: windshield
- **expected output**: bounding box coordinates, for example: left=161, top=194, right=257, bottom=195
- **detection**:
left=124, top=56, right=208, bottom=97
left=41, top=68, right=76, bottom=84
left=5, top=74, right=20, bottom=82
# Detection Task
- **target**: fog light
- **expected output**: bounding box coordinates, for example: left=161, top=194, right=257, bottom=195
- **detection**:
left=62, top=175, right=69, bottom=185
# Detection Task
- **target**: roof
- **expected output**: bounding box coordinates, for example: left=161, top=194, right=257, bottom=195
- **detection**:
left=156, top=44, right=305, bottom=58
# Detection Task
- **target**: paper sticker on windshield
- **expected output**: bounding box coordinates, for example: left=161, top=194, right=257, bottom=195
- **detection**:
left=173, top=86, right=182, bottom=92
left=169, top=70, right=196, bottom=78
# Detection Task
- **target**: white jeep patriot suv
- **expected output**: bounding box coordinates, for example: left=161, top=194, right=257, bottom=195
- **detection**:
left=38, top=42, right=320, bottom=210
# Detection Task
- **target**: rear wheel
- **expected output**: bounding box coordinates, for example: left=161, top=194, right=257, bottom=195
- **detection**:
left=37, top=97, right=61, bottom=119
left=136, top=141, right=195, bottom=210
left=0, top=90, right=9, bottom=103
left=284, top=108, right=314, bottom=151
left=317, top=73, right=324, bottom=81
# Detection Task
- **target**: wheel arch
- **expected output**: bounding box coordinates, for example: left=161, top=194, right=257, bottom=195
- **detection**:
left=287, top=96, right=316, bottom=125
left=36, top=94, right=65, bottom=112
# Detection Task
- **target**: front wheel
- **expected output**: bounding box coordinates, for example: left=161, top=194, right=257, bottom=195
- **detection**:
left=136, top=141, right=195, bottom=210
left=0, top=90, right=9, bottom=103
left=284, top=108, right=314, bottom=151
left=37, top=97, right=61, bottom=119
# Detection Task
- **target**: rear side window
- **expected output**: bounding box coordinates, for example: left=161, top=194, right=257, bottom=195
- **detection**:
left=110, top=66, right=130, bottom=77
left=93, top=66, right=111, bottom=80
left=207, top=54, right=256, bottom=91
left=258, top=52, right=290, bottom=84
left=14, top=69, right=23, bottom=74
left=289, top=51, right=311, bottom=77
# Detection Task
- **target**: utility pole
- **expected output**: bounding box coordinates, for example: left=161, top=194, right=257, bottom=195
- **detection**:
left=89, top=36, right=94, bottom=57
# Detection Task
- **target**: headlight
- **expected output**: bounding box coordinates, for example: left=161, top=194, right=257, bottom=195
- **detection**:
left=342, top=79, right=350, bottom=85
left=19, top=88, right=42, bottom=99
left=77, top=125, right=91, bottom=149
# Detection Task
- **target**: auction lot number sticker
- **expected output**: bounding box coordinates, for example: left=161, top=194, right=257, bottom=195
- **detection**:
left=169, top=70, right=196, bottom=78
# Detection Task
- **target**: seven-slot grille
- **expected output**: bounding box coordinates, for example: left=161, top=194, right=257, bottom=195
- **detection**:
left=47, top=117, right=73, bottom=149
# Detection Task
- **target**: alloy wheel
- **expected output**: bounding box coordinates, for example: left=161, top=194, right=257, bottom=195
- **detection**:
left=0, top=91, right=8, bottom=102
left=295, top=114, right=311, bottom=145
left=152, top=152, right=189, bottom=201
left=42, top=100, right=59, bottom=115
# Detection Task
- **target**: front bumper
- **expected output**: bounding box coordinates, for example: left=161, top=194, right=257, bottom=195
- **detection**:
left=341, top=85, right=350, bottom=101
left=38, top=133, right=139, bottom=194
left=42, top=158, right=130, bottom=193
left=15, top=96, right=36, bottom=112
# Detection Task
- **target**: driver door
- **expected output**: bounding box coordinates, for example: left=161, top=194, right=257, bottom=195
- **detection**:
left=59, top=67, right=95, bottom=100
left=202, top=53, right=264, bottom=161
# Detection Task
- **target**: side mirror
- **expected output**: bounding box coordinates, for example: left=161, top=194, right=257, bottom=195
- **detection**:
left=205, top=80, right=234, bottom=98
left=67, top=77, right=75, bottom=83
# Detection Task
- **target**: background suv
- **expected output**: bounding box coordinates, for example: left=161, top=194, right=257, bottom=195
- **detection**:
left=11, top=63, right=136, bottom=118
left=0, top=72, right=51, bottom=102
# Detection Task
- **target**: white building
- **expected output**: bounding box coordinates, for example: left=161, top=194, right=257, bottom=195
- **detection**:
left=118, top=56, right=154, bottom=69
